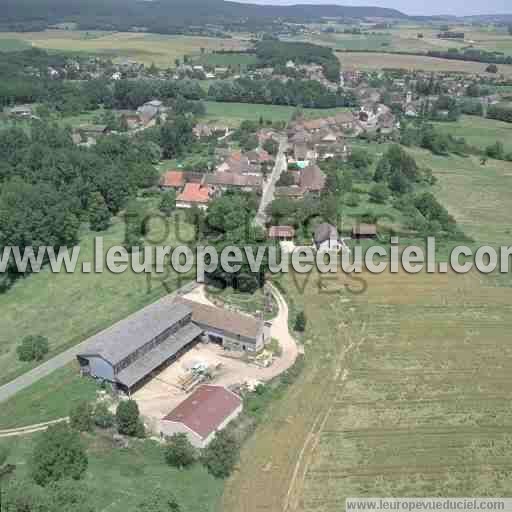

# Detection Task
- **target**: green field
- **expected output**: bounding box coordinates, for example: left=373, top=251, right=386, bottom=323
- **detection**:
left=0, top=433, right=223, bottom=512
left=196, top=52, right=258, bottom=69
left=433, top=115, right=512, bottom=154
left=410, top=148, right=512, bottom=247
left=0, top=37, right=31, bottom=51
left=0, top=364, right=98, bottom=429
left=202, top=101, right=350, bottom=126
left=0, top=210, right=194, bottom=386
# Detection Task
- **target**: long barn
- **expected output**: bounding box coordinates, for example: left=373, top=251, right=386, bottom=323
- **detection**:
left=77, top=294, right=268, bottom=393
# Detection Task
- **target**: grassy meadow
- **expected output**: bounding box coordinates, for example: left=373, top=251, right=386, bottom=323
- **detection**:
left=0, top=37, right=31, bottom=51
left=0, top=432, right=223, bottom=512
left=0, top=209, right=195, bottom=387
left=0, top=364, right=98, bottom=429
left=433, top=115, right=512, bottom=154
left=195, top=52, right=258, bottom=69
left=202, top=101, right=350, bottom=126
left=0, top=30, right=248, bottom=66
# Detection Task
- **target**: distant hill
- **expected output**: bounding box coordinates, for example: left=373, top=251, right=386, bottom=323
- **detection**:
left=1, top=0, right=408, bottom=32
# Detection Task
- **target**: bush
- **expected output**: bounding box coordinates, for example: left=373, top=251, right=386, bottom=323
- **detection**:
left=0, top=445, right=9, bottom=466
left=294, top=310, right=307, bottom=332
left=263, top=138, right=279, bottom=156
left=88, top=192, right=111, bottom=231
left=201, top=430, right=239, bottom=479
left=69, top=401, right=93, bottom=432
left=159, top=189, right=176, bottom=216
left=17, top=335, right=49, bottom=362
left=116, top=400, right=142, bottom=437
left=345, top=193, right=360, bottom=207
left=164, top=433, right=196, bottom=469
left=93, top=402, right=114, bottom=429
left=136, top=488, right=182, bottom=512
left=30, top=424, right=88, bottom=486
left=368, top=183, right=390, bottom=204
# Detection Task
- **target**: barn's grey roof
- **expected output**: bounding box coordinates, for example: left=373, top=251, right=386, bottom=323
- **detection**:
left=78, top=299, right=192, bottom=366
left=116, top=322, right=203, bottom=389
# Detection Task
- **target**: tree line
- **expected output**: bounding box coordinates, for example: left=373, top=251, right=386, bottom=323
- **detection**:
left=207, top=78, right=356, bottom=108
left=254, top=40, right=341, bottom=82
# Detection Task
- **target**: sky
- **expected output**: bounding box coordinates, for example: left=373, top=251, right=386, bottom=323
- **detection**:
left=232, top=0, right=511, bottom=17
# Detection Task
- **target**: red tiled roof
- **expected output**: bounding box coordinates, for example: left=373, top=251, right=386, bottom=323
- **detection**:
left=177, top=183, right=210, bottom=204
left=268, top=226, right=295, bottom=238
left=163, top=385, right=242, bottom=439
left=160, top=171, right=185, bottom=188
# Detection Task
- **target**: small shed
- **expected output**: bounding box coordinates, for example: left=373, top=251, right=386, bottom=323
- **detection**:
left=352, top=223, right=377, bottom=239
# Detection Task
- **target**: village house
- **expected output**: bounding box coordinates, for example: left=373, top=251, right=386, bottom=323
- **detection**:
left=176, top=183, right=212, bottom=210
left=73, top=124, right=110, bottom=146
left=313, top=223, right=345, bottom=252
left=268, top=225, right=295, bottom=241
left=300, top=164, right=326, bottom=193
left=274, top=185, right=305, bottom=200
left=206, top=172, right=263, bottom=193
left=160, top=171, right=186, bottom=191
left=217, top=152, right=260, bottom=176
left=352, top=223, right=378, bottom=239
left=246, top=148, right=273, bottom=166
left=137, top=99, right=165, bottom=126
left=8, top=104, right=34, bottom=118
left=193, top=123, right=213, bottom=139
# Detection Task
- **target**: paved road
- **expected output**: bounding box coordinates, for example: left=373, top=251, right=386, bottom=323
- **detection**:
left=255, top=137, right=288, bottom=227
left=0, top=281, right=199, bottom=404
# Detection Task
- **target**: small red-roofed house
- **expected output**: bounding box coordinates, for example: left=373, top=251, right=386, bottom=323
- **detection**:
left=160, top=170, right=186, bottom=191
left=176, top=183, right=212, bottom=210
left=160, top=385, right=243, bottom=447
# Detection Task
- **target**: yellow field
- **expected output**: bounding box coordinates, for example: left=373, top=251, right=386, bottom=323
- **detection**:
left=337, top=51, right=512, bottom=76
left=3, top=30, right=249, bottom=66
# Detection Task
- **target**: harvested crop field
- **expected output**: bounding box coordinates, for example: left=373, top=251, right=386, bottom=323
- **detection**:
left=1, top=30, right=249, bottom=66
left=337, top=51, right=512, bottom=76
left=223, top=268, right=512, bottom=512
left=223, top=148, right=512, bottom=511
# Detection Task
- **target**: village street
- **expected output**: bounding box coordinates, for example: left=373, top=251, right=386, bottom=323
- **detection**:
left=255, top=137, right=288, bottom=227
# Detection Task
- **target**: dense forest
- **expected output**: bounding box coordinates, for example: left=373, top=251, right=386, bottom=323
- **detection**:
left=254, top=41, right=341, bottom=82
left=0, top=111, right=197, bottom=291
left=208, top=78, right=356, bottom=108
left=1, top=0, right=407, bottom=33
